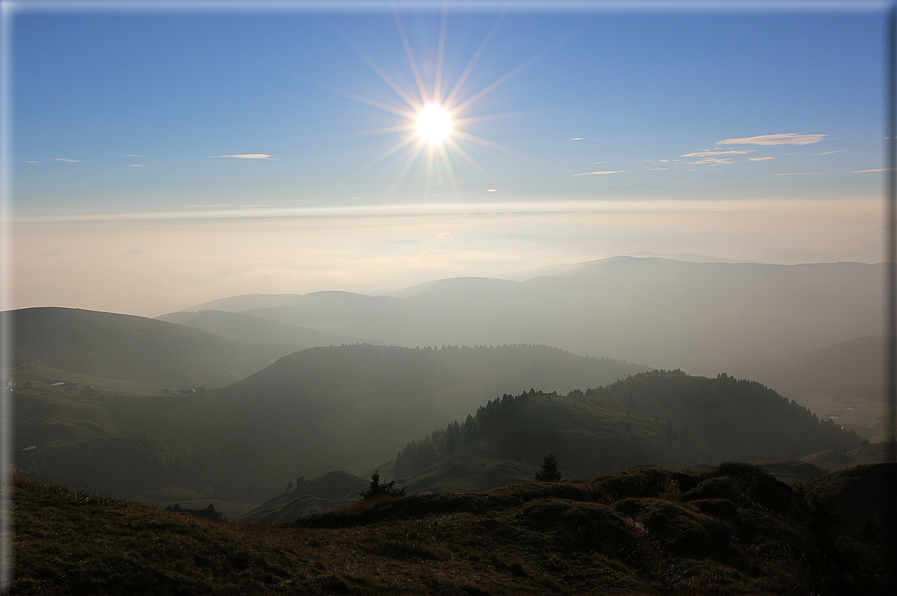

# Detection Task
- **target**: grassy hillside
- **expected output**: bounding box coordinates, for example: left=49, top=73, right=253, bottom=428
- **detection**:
left=245, top=455, right=537, bottom=522
left=9, top=464, right=893, bottom=595
left=12, top=307, right=298, bottom=389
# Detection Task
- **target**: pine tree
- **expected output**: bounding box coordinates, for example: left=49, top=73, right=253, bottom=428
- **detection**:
left=535, top=454, right=562, bottom=482
left=361, top=469, right=407, bottom=501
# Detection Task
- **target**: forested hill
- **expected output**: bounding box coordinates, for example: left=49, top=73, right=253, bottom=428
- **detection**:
left=221, top=343, right=649, bottom=437
left=203, top=344, right=649, bottom=485
left=396, top=371, right=863, bottom=478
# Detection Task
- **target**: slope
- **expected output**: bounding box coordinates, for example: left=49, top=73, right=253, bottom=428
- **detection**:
left=12, top=306, right=299, bottom=389
left=13, top=464, right=892, bottom=595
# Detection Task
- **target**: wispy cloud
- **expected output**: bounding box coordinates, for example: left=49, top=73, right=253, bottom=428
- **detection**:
left=434, top=232, right=453, bottom=240
left=815, top=149, right=846, bottom=156
left=853, top=168, right=896, bottom=173
left=123, top=154, right=142, bottom=157
left=54, top=158, right=81, bottom=162
left=717, top=133, right=827, bottom=146
left=128, top=164, right=144, bottom=167
left=772, top=172, right=828, bottom=176
left=686, top=157, right=736, bottom=165
left=649, top=167, right=668, bottom=171
left=748, top=156, right=774, bottom=161
left=569, top=137, right=583, bottom=141
left=210, top=154, right=277, bottom=159
left=186, top=204, right=233, bottom=207
left=681, top=150, right=753, bottom=157
left=573, top=170, right=626, bottom=176
left=486, top=188, right=497, bottom=192
left=24, top=161, right=40, bottom=164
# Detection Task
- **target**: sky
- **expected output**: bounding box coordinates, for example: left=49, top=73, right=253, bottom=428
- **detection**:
left=4, top=0, right=894, bottom=315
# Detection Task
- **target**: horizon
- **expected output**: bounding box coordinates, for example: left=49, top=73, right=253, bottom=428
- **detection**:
left=4, top=1, right=893, bottom=315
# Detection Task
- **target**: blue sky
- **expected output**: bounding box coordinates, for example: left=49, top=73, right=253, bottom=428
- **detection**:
left=5, top=1, right=894, bottom=313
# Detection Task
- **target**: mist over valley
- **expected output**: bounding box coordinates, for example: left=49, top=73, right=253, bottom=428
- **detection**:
left=10, top=256, right=887, bottom=514
left=6, top=4, right=895, bottom=592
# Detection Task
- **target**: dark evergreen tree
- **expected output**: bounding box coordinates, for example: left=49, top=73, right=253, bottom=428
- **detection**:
left=535, top=454, right=562, bottom=482
left=361, top=469, right=406, bottom=501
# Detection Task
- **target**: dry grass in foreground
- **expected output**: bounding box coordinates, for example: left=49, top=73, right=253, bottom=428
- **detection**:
left=7, top=464, right=894, bottom=595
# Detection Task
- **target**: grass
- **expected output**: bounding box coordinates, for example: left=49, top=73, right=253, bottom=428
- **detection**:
left=8, top=464, right=893, bottom=595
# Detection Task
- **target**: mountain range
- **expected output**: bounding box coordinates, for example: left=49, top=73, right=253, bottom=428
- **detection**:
left=173, top=256, right=884, bottom=376
left=9, top=256, right=887, bottom=516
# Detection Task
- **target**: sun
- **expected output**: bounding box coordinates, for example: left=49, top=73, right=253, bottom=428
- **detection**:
left=416, top=102, right=452, bottom=144
left=320, top=11, right=546, bottom=199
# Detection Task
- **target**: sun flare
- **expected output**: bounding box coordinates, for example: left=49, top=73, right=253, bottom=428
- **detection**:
left=416, top=102, right=452, bottom=144
left=325, top=11, right=541, bottom=199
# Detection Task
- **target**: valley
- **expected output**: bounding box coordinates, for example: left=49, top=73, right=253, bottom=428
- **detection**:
left=5, top=256, right=893, bottom=593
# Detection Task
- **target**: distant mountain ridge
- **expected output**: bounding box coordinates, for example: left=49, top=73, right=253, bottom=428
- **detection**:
left=156, top=309, right=367, bottom=347
left=178, top=256, right=884, bottom=375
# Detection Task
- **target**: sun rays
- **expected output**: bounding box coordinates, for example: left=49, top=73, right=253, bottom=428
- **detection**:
left=321, top=10, right=545, bottom=201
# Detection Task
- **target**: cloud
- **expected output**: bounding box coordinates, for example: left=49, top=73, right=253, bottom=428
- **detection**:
left=815, top=150, right=846, bottom=156
left=570, top=137, right=583, bottom=141
left=748, top=157, right=775, bottom=161
left=123, top=154, right=142, bottom=157
left=686, top=157, right=736, bottom=165
left=434, top=232, right=453, bottom=240
left=486, top=188, right=497, bottom=192
left=25, top=161, right=40, bottom=164
left=717, top=133, right=827, bottom=146
left=54, top=158, right=81, bottom=162
left=210, top=154, right=277, bottom=159
left=573, top=170, right=626, bottom=176
left=649, top=167, right=668, bottom=171
left=772, top=172, right=828, bottom=176
left=853, top=168, right=897, bottom=173
left=186, top=203, right=233, bottom=207
left=128, top=164, right=144, bottom=167
left=681, top=150, right=754, bottom=157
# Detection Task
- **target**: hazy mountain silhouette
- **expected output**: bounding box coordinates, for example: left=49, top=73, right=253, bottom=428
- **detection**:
left=156, top=309, right=366, bottom=347
left=180, top=257, right=883, bottom=375
left=731, top=335, right=884, bottom=403
left=12, top=307, right=299, bottom=389
left=729, top=336, right=887, bottom=438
